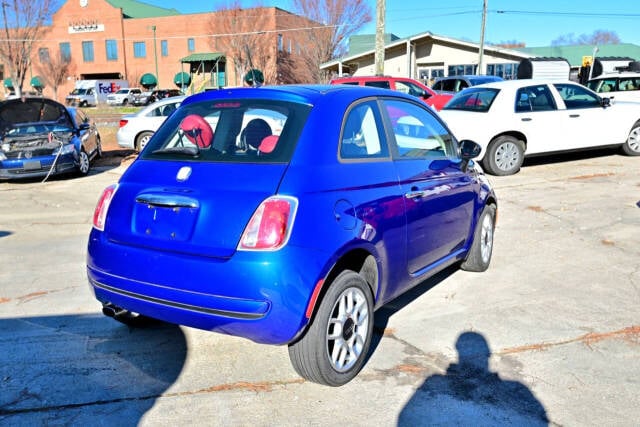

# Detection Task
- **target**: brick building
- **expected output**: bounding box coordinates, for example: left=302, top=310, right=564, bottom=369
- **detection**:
left=2, top=0, right=320, bottom=101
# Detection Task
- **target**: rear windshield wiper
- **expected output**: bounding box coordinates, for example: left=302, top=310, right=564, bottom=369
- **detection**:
left=151, top=146, right=200, bottom=157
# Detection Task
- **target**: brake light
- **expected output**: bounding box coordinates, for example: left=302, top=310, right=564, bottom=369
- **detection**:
left=239, top=196, right=298, bottom=250
left=92, top=184, right=118, bottom=231
left=119, top=119, right=128, bottom=128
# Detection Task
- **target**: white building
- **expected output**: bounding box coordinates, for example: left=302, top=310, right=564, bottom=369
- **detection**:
left=321, top=32, right=534, bottom=83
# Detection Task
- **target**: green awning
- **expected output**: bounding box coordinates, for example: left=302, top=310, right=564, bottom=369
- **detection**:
left=31, top=76, right=44, bottom=88
left=180, top=53, right=224, bottom=63
left=140, top=73, right=157, bottom=87
left=3, top=78, right=13, bottom=88
left=174, top=72, right=191, bottom=87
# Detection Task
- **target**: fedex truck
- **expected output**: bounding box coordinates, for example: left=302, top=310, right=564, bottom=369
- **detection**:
left=65, top=79, right=128, bottom=107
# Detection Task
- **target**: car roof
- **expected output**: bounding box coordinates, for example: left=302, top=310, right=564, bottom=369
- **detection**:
left=180, top=84, right=417, bottom=107
left=462, top=79, right=576, bottom=90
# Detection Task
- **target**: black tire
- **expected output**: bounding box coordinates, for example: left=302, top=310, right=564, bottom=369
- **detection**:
left=483, top=135, right=525, bottom=176
left=136, top=131, right=154, bottom=152
left=461, top=204, right=496, bottom=272
left=121, top=99, right=128, bottom=106
left=95, top=135, right=103, bottom=158
left=80, top=101, right=88, bottom=108
left=77, top=149, right=90, bottom=176
left=288, top=270, right=374, bottom=386
left=621, top=120, right=640, bottom=156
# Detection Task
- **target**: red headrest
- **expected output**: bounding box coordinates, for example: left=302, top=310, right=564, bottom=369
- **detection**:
left=180, top=114, right=213, bottom=148
left=259, top=135, right=278, bottom=154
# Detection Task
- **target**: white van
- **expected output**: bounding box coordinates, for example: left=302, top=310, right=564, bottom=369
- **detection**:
left=65, top=80, right=128, bottom=107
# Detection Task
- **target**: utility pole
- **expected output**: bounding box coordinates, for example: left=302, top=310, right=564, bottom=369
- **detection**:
left=477, top=0, right=487, bottom=75
left=152, top=25, right=159, bottom=87
left=374, top=0, right=385, bottom=75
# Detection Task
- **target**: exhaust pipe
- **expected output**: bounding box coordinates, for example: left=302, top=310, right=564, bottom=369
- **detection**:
left=102, top=303, right=127, bottom=318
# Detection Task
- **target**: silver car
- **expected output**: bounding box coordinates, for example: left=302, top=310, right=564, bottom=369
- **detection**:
left=116, top=96, right=185, bottom=151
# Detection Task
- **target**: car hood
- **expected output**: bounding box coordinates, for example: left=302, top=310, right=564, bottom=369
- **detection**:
left=0, top=97, right=73, bottom=135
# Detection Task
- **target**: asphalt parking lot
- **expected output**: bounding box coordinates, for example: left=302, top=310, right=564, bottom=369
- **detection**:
left=1, top=149, right=639, bottom=426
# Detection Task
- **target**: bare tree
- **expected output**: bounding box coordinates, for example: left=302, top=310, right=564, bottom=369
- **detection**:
left=35, top=48, right=75, bottom=102
left=0, top=0, right=57, bottom=97
left=291, top=0, right=372, bottom=83
left=210, top=2, right=274, bottom=86
left=551, top=30, right=621, bottom=46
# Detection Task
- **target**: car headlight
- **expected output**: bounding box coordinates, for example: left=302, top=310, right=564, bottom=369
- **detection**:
left=53, top=143, right=76, bottom=155
left=0, top=151, right=6, bottom=161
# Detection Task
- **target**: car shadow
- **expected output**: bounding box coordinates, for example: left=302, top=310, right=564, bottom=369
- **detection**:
left=369, top=264, right=458, bottom=357
left=522, top=147, right=619, bottom=168
left=397, top=331, right=549, bottom=426
left=0, top=314, right=186, bottom=424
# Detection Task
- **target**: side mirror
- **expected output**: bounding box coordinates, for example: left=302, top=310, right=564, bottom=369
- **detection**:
left=78, top=122, right=91, bottom=133
left=601, top=97, right=612, bottom=107
left=459, top=139, right=481, bottom=172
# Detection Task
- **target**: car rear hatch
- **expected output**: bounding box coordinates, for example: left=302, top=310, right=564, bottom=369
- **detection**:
left=104, top=160, right=288, bottom=259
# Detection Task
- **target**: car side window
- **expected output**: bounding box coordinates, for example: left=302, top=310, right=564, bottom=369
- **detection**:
left=554, top=83, right=600, bottom=109
left=515, top=85, right=557, bottom=112
left=442, top=80, right=457, bottom=92
left=340, top=101, right=388, bottom=159
left=364, top=81, right=391, bottom=89
left=382, top=99, right=455, bottom=159
left=620, top=78, right=639, bottom=91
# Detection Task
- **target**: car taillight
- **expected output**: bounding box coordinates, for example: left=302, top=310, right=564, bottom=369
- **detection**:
left=239, top=196, right=298, bottom=251
left=119, top=119, right=128, bottom=128
left=92, top=184, right=118, bottom=231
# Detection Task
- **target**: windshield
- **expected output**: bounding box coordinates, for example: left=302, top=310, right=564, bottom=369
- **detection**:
left=142, top=98, right=311, bottom=163
left=442, top=88, right=499, bottom=112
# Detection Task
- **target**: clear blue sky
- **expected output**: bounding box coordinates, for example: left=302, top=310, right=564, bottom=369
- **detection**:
left=143, top=0, right=640, bottom=47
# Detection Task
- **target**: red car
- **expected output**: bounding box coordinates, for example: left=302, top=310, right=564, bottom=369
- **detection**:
left=330, top=75, right=450, bottom=110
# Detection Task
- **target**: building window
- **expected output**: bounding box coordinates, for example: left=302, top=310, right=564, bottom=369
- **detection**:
left=161, top=40, right=168, bottom=57
left=134, top=41, right=146, bottom=58
left=447, top=64, right=477, bottom=76
left=277, top=34, right=283, bottom=51
left=38, top=47, right=50, bottom=63
left=59, top=42, right=71, bottom=61
left=187, top=38, right=195, bottom=52
left=105, top=39, right=118, bottom=61
left=82, top=41, right=94, bottom=62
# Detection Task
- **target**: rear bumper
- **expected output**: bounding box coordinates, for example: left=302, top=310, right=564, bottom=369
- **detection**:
left=87, top=229, right=328, bottom=345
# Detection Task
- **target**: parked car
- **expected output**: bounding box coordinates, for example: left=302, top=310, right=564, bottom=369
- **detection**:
left=117, top=95, right=185, bottom=151
left=438, top=79, right=640, bottom=175
left=330, top=75, right=450, bottom=110
left=586, top=72, right=640, bottom=103
left=132, top=88, right=183, bottom=106
left=0, top=97, right=101, bottom=180
left=106, top=88, right=142, bottom=106
left=432, top=75, right=504, bottom=107
left=87, top=85, right=497, bottom=386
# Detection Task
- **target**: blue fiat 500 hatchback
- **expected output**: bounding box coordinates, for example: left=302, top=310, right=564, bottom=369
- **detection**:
left=87, top=85, right=497, bottom=386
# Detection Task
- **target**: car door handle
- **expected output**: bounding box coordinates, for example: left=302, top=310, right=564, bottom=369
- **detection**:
left=405, top=190, right=426, bottom=199
left=136, top=194, right=199, bottom=209
left=569, top=114, right=580, bottom=118
left=521, top=117, right=532, bottom=122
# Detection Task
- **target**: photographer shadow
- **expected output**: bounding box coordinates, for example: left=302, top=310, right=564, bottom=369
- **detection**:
left=398, top=331, right=549, bottom=426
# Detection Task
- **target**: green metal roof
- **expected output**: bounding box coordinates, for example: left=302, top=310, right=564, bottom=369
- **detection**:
left=106, top=0, right=180, bottom=18
left=180, top=53, right=225, bottom=63
left=517, top=43, right=640, bottom=67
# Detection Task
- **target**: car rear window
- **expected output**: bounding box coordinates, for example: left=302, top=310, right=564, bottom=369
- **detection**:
left=141, top=99, right=311, bottom=163
left=442, top=88, right=499, bottom=112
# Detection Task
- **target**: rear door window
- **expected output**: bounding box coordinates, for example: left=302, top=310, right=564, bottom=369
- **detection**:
left=364, top=80, right=391, bottom=89
left=340, top=101, right=389, bottom=160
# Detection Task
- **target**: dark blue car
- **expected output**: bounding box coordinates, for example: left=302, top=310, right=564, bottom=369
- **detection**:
left=0, top=97, right=102, bottom=180
left=87, top=85, right=497, bottom=386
